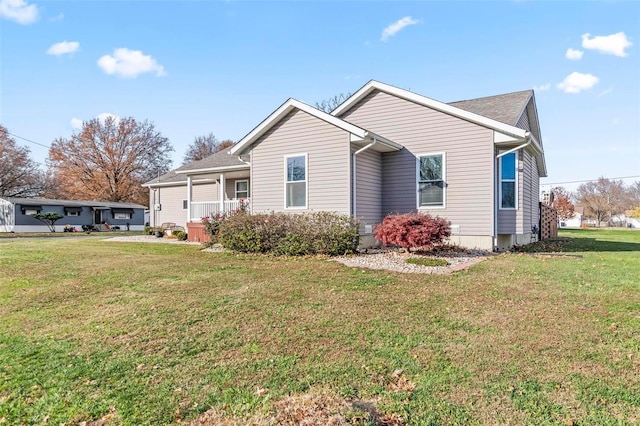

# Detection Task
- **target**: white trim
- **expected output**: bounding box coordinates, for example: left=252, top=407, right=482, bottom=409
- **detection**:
left=174, top=164, right=250, bottom=175
left=142, top=178, right=217, bottom=188
left=235, top=179, right=249, bottom=199
left=332, top=80, right=528, bottom=140
left=416, top=152, right=446, bottom=210
left=498, top=151, right=518, bottom=210
left=230, top=98, right=402, bottom=156
left=284, top=153, right=308, bottom=210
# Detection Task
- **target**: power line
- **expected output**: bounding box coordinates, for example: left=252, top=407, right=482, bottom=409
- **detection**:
left=6, top=132, right=50, bottom=149
left=542, top=175, right=640, bottom=186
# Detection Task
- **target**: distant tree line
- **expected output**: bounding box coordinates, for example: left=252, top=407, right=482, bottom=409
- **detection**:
left=551, top=178, right=640, bottom=226
left=0, top=122, right=234, bottom=206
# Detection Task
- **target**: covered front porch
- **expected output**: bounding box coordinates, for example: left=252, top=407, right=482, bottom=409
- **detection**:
left=178, top=167, right=250, bottom=242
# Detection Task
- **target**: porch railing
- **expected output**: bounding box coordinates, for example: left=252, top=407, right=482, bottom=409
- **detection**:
left=190, top=198, right=250, bottom=222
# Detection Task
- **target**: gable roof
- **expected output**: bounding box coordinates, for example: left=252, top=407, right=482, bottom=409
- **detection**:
left=4, top=197, right=147, bottom=209
left=333, top=80, right=546, bottom=176
left=332, top=80, right=529, bottom=140
left=229, top=98, right=402, bottom=156
left=448, top=90, right=533, bottom=126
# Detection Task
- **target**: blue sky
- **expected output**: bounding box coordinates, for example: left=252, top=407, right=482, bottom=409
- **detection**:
left=1, top=0, right=638, bottom=193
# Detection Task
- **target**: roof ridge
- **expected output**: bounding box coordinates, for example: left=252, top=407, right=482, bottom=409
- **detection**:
left=448, top=89, right=533, bottom=105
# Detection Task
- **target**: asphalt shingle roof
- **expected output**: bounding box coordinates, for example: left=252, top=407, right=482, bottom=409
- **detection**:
left=144, top=149, right=248, bottom=186
left=448, top=90, right=533, bottom=126
left=5, top=197, right=147, bottom=209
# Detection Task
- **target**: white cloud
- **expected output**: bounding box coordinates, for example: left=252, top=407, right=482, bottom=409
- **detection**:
left=71, top=113, right=119, bottom=130
left=533, top=83, right=551, bottom=91
left=581, top=32, right=632, bottom=57
left=0, top=0, right=38, bottom=24
left=556, top=72, right=599, bottom=94
left=380, top=16, right=420, bottom=42
left=97, top=113, right=120, bottom=124
left=565, top=48, right=583, bottom=60
left=70, top=118, right=83, bottom=129
left=47, top=41, right=79, bottom=56
left=49, top=12, right=64, bottom=22
left=97, top=48, right=166, bottom=78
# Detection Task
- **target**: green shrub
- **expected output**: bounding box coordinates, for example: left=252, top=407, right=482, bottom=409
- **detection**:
left=218, top=212, right=359, bottom=256
left=144, top=225, right=153, bottom=235
left=173, top=230, right=187, bottom=241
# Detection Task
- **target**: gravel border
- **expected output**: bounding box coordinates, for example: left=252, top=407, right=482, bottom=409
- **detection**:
left=332, top=249, right=491, bottom=274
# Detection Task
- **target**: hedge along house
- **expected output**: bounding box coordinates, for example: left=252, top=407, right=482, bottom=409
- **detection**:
left=228, top=81, right=546, bottom=251
left=0, top=197, right=147, bottom=232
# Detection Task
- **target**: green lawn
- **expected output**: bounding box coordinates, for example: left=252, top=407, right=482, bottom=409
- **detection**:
left=0, top=229, right=638, bottom=425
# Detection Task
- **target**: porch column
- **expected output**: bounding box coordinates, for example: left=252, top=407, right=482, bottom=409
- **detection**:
left=186, top=175, right=192, bottom=222
left=219, top=173, right=225, bottom=213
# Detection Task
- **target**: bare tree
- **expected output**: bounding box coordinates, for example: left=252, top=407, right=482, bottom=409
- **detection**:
left=0, top=124, right=48, bottom=197
left=627, top=181, right=640, bottom=209
left=48, top=117, right=173, bottom=205
left=315, top=93, right=352, bottom=114
left=551, top=186, right=575, bottom=220
left=182, top=134, right=234, bottom=165
left=575, top=177, right=627, bottom=226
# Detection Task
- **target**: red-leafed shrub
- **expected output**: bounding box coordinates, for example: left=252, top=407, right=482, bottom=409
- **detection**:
left=374, top=213, right=451, bottom=251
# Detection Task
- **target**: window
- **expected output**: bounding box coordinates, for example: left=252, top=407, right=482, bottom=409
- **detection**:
left=182, top=200, right=188, bottom=210
left=65, top=207, right=82, bottom=216
left=24, top=209, right=39, bottom=216
left=114, top=212, right=132, bottom=220
left=66, top=211, right=80, bottom=217
left=235, top=180, right=249, bottom=199
left=285, top=154, right=307, bottom=208
left=417, top=153, right=445, bottom=208
left=499, top=152, right=517, bottom=209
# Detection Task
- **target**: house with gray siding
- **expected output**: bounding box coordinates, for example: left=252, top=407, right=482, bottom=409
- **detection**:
left=0, top=197, right=146, bottom=233
left=148, top=80, right=547, bottom=251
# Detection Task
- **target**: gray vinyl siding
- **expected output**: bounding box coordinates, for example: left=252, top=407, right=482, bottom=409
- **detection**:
left=193, top=182, right=219, bottom=202
left=152, top=185, right=189, bottom=228
left=225, top=178, right=250, bottom=200
left=523, top=149, right=539, bottom=233
left=515, top=108, right=531, bottom=131
left=353, top=147, right=382, bottom=227
left=496, top=150, right=522, bottom=234
left=340, top=90, right=494, bottom=236
left=250, top=109, right=351, bottom=214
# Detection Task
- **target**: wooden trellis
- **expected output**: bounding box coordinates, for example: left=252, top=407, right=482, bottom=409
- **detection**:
left=539, top=202, right=558, bottom=240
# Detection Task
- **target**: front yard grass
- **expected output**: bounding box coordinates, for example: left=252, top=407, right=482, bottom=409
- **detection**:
left=0, top=229, right=638, bottom=424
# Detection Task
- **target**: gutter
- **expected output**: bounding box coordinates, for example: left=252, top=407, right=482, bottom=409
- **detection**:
left=352, top=138, right=377, bottom=218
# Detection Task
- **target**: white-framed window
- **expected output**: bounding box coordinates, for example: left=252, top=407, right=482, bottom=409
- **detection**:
left=114, top=212, right=132, bottom=220
left=24, top=208, right=40, bottom=215
left=417, top=153, right=445, bottom=208
left=235, top=180, right=249, bottom=199
left=284, top=154, right=307, bottom=209
left=66, top=211, right=80, bottom=217
left=182, top=200, right=188, bottom=210
left=499, top=152, right=517, bottom=209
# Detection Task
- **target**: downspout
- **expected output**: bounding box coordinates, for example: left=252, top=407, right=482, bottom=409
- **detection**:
left=352, top=138, right=377, bottom=218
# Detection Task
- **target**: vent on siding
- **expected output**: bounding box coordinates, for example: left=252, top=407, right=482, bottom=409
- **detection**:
left=364, top=224, right=373, bottom=234
left=450, top=225, right=460, bottom=235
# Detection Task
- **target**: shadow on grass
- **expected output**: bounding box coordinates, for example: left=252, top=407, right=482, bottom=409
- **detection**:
left=566, top=237, right=640, bottom=252
left=515, top=233, right=640, bottom=253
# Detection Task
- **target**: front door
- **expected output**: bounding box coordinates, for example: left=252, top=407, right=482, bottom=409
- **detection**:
left=94, top=210, right=102, bottom=225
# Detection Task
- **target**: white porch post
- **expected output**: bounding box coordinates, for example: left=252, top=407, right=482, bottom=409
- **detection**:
left=187, top=175, right=192, bottom=222
left=219, top=173, right=226, bottom=213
